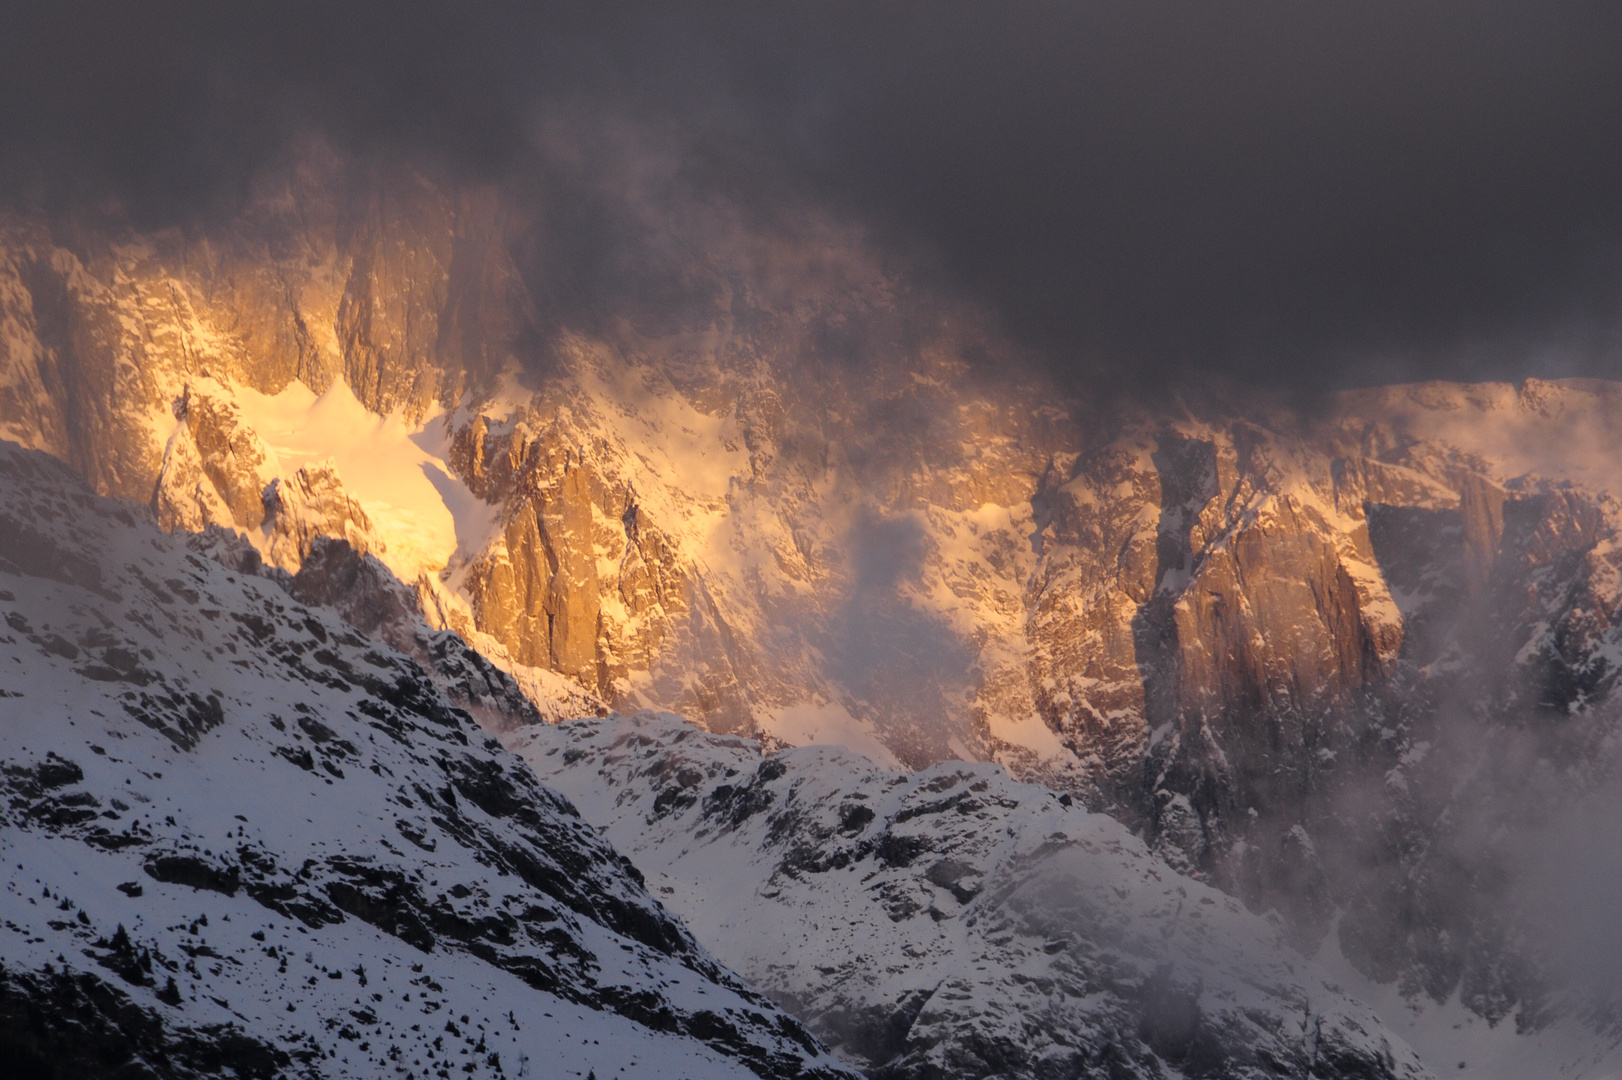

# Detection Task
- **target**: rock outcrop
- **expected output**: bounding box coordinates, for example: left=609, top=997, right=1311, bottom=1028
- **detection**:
left=468, top=457, right=602, bottom=679
left=262, top=460, right=378, bottom=572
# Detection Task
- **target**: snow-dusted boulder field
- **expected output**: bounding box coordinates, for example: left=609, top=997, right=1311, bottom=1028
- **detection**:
left=0, top=440, right=854, bottom=1080
left=515, top=712, right=1431, bottom=1080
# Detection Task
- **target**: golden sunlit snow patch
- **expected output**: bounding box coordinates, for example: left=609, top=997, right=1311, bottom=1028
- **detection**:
left=233, top=379, right=500, bottom=582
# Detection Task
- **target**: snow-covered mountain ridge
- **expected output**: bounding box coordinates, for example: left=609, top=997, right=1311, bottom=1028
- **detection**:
left=514, top=710, right=1432, bottom=1080
left=0, top=440, right=854, bottom=1079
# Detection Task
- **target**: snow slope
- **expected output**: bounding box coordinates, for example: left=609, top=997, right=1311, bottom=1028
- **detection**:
left=0, top=440, right=854, bottom=1080
left=514, top=711, right=1433, bottom=1080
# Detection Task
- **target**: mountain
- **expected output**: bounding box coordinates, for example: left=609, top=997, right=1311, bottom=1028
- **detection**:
left=5, top=154, right=1622, bottom=1069
left=514, top=710, right=1431, bottom=1080
left=0, top=440, right=854, bottom=1080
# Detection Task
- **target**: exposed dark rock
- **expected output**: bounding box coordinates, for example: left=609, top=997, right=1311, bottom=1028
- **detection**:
left=0, top=963, right=292, bottom=1080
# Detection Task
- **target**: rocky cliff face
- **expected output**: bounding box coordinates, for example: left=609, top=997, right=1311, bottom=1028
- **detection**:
left=5, top=157, right=1622, bottom=1039
left=1022, top=388, right=1622, bottom=1028
left=0, top=157, right=1071, bottom=761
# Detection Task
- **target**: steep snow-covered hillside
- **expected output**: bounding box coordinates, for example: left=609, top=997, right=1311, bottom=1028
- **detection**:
left=0, top=441, right=854, bottom=1080
left=515, top=711, right=1432, bottom=1080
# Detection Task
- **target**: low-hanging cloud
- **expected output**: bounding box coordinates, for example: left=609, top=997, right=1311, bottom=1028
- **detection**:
left=824, top=508, right=974, bottom=765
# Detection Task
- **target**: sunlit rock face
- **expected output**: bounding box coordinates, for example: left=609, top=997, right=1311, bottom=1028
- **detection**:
left=467, top=457, right=603, bottom=679
left=260, top=462, right=379, bottom=572
left=155, top=380, right=277, bottom=532
left=6, top=152, right=1622, bottom=1033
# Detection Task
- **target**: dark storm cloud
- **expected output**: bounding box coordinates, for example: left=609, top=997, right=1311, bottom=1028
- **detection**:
left=797, top=3, right=1622, bottom=394
left=4, top=1, right=1622, bottom=394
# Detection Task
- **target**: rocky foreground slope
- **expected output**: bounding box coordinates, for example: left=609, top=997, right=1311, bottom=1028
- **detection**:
left=0, top=440, right=854, bottom=1080
left=515, top=711, right=1430, bottom=1080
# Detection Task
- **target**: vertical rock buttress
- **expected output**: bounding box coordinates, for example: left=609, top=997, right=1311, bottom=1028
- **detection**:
left=470, top=461, right=601, bottom=682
